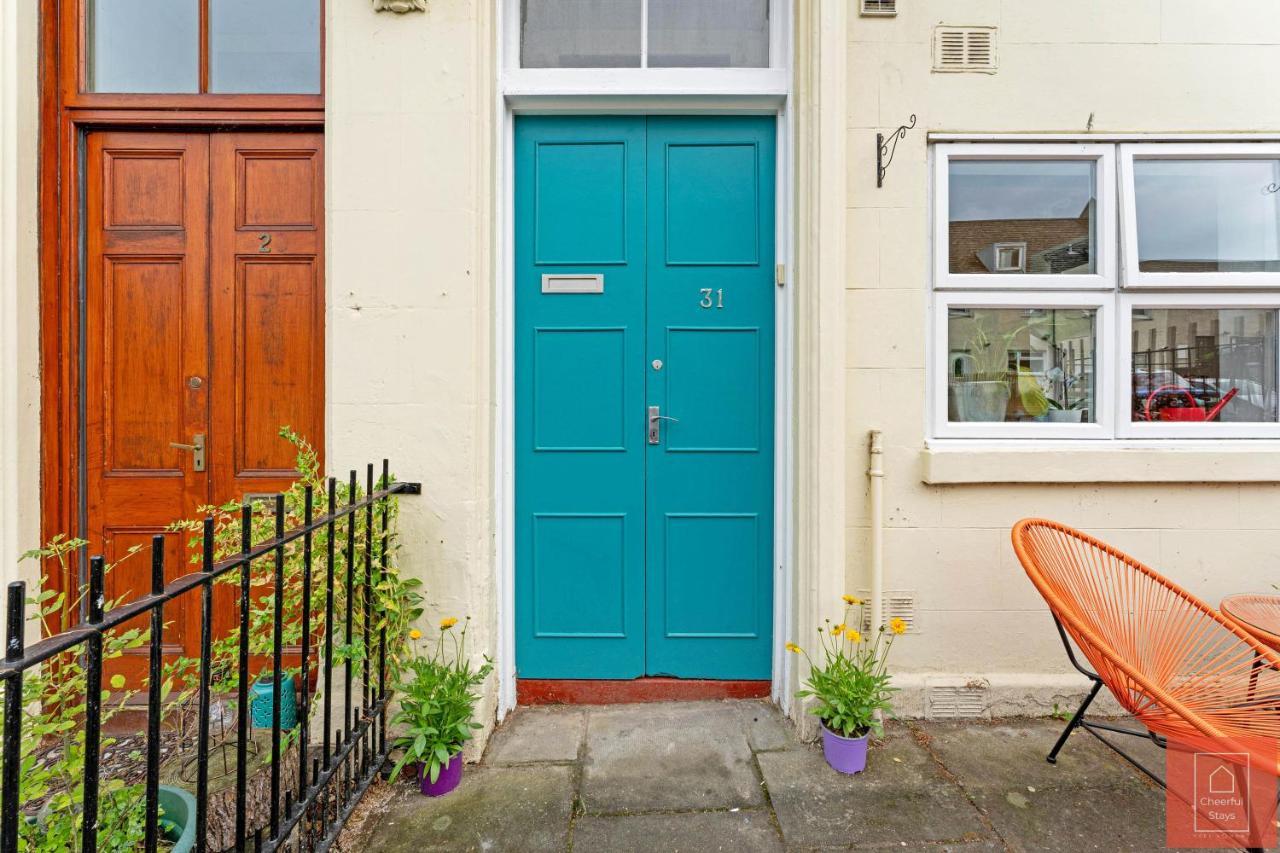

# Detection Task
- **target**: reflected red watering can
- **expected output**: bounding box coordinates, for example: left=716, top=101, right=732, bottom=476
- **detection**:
left=1143, top=385, right=1239, bottom=422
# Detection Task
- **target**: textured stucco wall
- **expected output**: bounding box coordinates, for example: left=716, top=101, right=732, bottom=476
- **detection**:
left=326, top=0, right=498, bottom=740
left=0, top=0, right=42, bottom=638
left=845, top=0, right=1280, bottom=716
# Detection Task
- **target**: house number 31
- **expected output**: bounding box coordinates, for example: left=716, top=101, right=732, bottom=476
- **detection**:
left=699, top=288, right=724, bottom=309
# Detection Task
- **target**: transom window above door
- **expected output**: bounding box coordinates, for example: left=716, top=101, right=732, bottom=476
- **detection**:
left=87, top=0, right=322, bottom=94
left=518, top=0, right=774, bottom=69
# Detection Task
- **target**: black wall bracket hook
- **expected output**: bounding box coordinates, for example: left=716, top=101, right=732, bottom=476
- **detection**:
left=876, top=114, right=917, bottom=188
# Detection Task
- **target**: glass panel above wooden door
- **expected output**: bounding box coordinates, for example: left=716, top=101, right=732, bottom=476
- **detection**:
left=88, top=0, right=199, bottom=93
left=211, top=0, right=322, bottom=94
left=87, top=0, right=321, bottom=94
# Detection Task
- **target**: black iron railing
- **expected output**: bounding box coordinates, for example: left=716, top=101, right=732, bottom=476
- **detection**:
left=0, top=461, right=420, bottom=853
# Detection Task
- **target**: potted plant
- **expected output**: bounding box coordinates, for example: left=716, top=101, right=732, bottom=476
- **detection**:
left=388, top=616, right=493, bottom=796
left=789, top=595, right=907, bottom=775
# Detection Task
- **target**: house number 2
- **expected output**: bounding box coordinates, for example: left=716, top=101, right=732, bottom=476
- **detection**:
left=258, top=233, right=272, bottom=253
left=699, top=288, right=724, bottom=309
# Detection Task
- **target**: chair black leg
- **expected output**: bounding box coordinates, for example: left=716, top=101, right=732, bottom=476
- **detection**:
left=1047, top=678, right=1103, bottom=764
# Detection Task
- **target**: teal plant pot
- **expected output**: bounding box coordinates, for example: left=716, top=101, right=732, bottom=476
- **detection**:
left=157, top=785, right=198, bottom=853
left=250, top=673, right=297, bottom=730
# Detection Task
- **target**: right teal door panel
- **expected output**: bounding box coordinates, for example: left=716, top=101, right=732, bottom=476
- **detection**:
left=515, top=115, right=775, bottom=680
left=644, top=117, right=776, bottom=678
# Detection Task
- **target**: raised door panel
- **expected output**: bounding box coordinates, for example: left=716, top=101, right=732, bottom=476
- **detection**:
left=85, top=132, right=211, bottom=683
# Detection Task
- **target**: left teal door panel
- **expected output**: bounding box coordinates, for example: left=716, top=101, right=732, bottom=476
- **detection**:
left=516, top=115, right=775, bottom=680
left=515, top=117, right=648, bottom=678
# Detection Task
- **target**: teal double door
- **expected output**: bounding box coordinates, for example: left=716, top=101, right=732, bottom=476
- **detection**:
left=515, top=115, right=776, bottom=680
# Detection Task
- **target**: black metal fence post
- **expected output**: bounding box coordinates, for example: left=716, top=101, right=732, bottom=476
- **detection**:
left=195, top=518, right=215, bottom=853
left=269, top=494, right=286, bottom=840
left=144, top=536, right=166, bottom=853
left=2, top=583, right=24, bottom=853
left=236, top=501, right=253, bottom=851
left=81, top=556, right=106, bottom=853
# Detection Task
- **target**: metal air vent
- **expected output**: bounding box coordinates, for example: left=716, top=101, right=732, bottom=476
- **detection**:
left=856, top=589, right=918, bottom=634
left=860, top=0, right=897, bottom=16
left=927, top=681, right=988, bottom=719
left=933, top=26, right=997, bottom=73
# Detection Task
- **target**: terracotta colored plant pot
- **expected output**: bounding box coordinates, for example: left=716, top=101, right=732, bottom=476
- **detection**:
left=419, top=754, right=463, bottom=796
left=821, top=723, right=870, bottom=775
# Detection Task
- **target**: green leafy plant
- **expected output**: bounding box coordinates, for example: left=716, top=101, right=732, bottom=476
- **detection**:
left=2, top=536, right=152, bottom=851
left=388, top=617, right=493, bottom=784
left=790, top=595, right=908, bottom=739
left=163, top=428, right=424, bottom=757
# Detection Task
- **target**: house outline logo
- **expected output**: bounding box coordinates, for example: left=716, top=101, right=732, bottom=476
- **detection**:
left=1192, top=751, right=1250, bottom=836
left=1207, top=764, right=1235, bottom=795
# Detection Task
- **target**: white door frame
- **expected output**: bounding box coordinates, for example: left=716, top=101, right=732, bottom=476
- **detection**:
left=493, top=0, right=796, bottom=717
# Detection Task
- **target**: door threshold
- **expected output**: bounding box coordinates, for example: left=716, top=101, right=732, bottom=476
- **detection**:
left=517, top=677, right=770, bottom=706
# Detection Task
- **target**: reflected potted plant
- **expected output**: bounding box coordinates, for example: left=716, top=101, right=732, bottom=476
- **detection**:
left=1044, top=366, right=1087, bottom=423
left=388, top=616, right=493, bottom=797
left=788, top=596, right=908, bottom=775
left=951, top=324, right=1018, bottom=422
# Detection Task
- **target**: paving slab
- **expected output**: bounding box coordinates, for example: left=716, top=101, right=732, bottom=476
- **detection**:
left=362, top=765, right=574, bottom=852
left=484, top=706, right=585, bottom=765
left=758, top=725, right=992, bottom=849
left=582, top=702, right=765, bottom=813
left=734, top=699, right=794, bottom=752
left=920, top=719, right=1157, bottom=793
left=571, top=810, right=783, bottom=852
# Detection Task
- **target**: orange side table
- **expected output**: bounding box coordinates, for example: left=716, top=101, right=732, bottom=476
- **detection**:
left=1220, top=594, right=1280, bottom=653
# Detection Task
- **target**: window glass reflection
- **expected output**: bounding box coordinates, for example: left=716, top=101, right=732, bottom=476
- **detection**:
left=1130, top=308, right=1278, bottom=423
left=948, top=161, right=1096, bottom=275
left=521, top=0, right=643, bottom=68
left=210, top=0, right=321, bottom=94
left=648, top=0, right=770, bottom=68
left=947, top=308, right=1098, bottom=423
left=1134, top=160, right=1280, bottom=273
left=89, top=0, right=199, bottom=93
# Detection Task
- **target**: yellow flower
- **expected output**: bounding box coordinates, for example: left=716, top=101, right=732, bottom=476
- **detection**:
left=842, top=594, right=863, bottom=606
left=845, top=628, right=862, bottom=643
left=440, top=617, right=458, bottom=630
left=408, top=628, right=422, bottom=640
left=785, top=642, right=802, bottom=654
left=889, top=617, right=908, bottom=635
left=832, top=623, right=846, bottom=635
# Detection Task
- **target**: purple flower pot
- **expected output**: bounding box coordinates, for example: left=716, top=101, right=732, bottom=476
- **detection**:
left=419, top=754, right=463, bottom=797
left=821, top=723, right=870, bottom=775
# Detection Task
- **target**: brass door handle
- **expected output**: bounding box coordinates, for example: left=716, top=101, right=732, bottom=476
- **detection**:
left=169, top=433, right=206, bottom=472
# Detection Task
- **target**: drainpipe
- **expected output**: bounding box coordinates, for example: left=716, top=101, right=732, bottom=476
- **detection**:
left=867, top=431, right=885, bottom=634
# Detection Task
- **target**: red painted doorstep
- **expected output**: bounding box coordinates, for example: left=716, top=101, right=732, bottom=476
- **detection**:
left=517, top=678, right=771, bottom=705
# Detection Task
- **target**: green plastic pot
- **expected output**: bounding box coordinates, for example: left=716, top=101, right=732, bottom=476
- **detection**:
left=157, top=784, right=198, bottom=853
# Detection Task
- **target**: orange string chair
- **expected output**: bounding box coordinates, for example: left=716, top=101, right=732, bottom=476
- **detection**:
left=1012, top=519, right=1280, bottom=799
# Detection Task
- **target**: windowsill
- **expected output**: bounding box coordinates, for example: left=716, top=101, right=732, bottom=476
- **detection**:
left=922, top=441, right=1280, bottom=484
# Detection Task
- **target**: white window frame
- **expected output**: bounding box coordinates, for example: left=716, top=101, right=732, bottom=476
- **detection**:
left=502, top=0, right=789, bottom=99
left=1119, top=143, right=1280, bottom=289
left=1117, top=291, right=1280, bottom=439
left=933, top=143, right=1116, bottom=290
left=932, top=291, right=1115, bottom=440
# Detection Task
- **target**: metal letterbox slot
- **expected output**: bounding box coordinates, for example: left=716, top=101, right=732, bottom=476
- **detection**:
left=541, top=274, right=604, bottom=294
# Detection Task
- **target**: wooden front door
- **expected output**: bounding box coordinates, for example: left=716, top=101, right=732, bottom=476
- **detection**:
left=85, top=130, right=324, bottom=677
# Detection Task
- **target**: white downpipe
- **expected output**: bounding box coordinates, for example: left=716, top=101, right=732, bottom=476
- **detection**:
left=867, top=431, right=885, bottom=634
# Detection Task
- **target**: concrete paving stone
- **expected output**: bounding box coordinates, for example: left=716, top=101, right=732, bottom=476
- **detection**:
left=484, top=706, right=585, bottom=765
left=570, top=810, right=783, bottom=852
left=919, top=719, right=1162, bottom=793
left=734, top=699, right=796, bottom=752
left=362, top=765, right=574, bottom=852
left=582, top=702, right=766, bottom=813
left=757, top=725, right=992, bottom=849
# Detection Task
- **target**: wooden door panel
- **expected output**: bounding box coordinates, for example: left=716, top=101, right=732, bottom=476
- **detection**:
left=212, top=132, right=324, bottom=504
left=86, top=132, right=211, bottom=684
left=235, top=257, right=322, bottom=476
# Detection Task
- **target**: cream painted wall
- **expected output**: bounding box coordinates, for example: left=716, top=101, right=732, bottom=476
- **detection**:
left=326, top=0, right=498, bottom=738
left=846, top=0, right=1280, bottom=715
left=0, top=0, right=42, bottom=642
